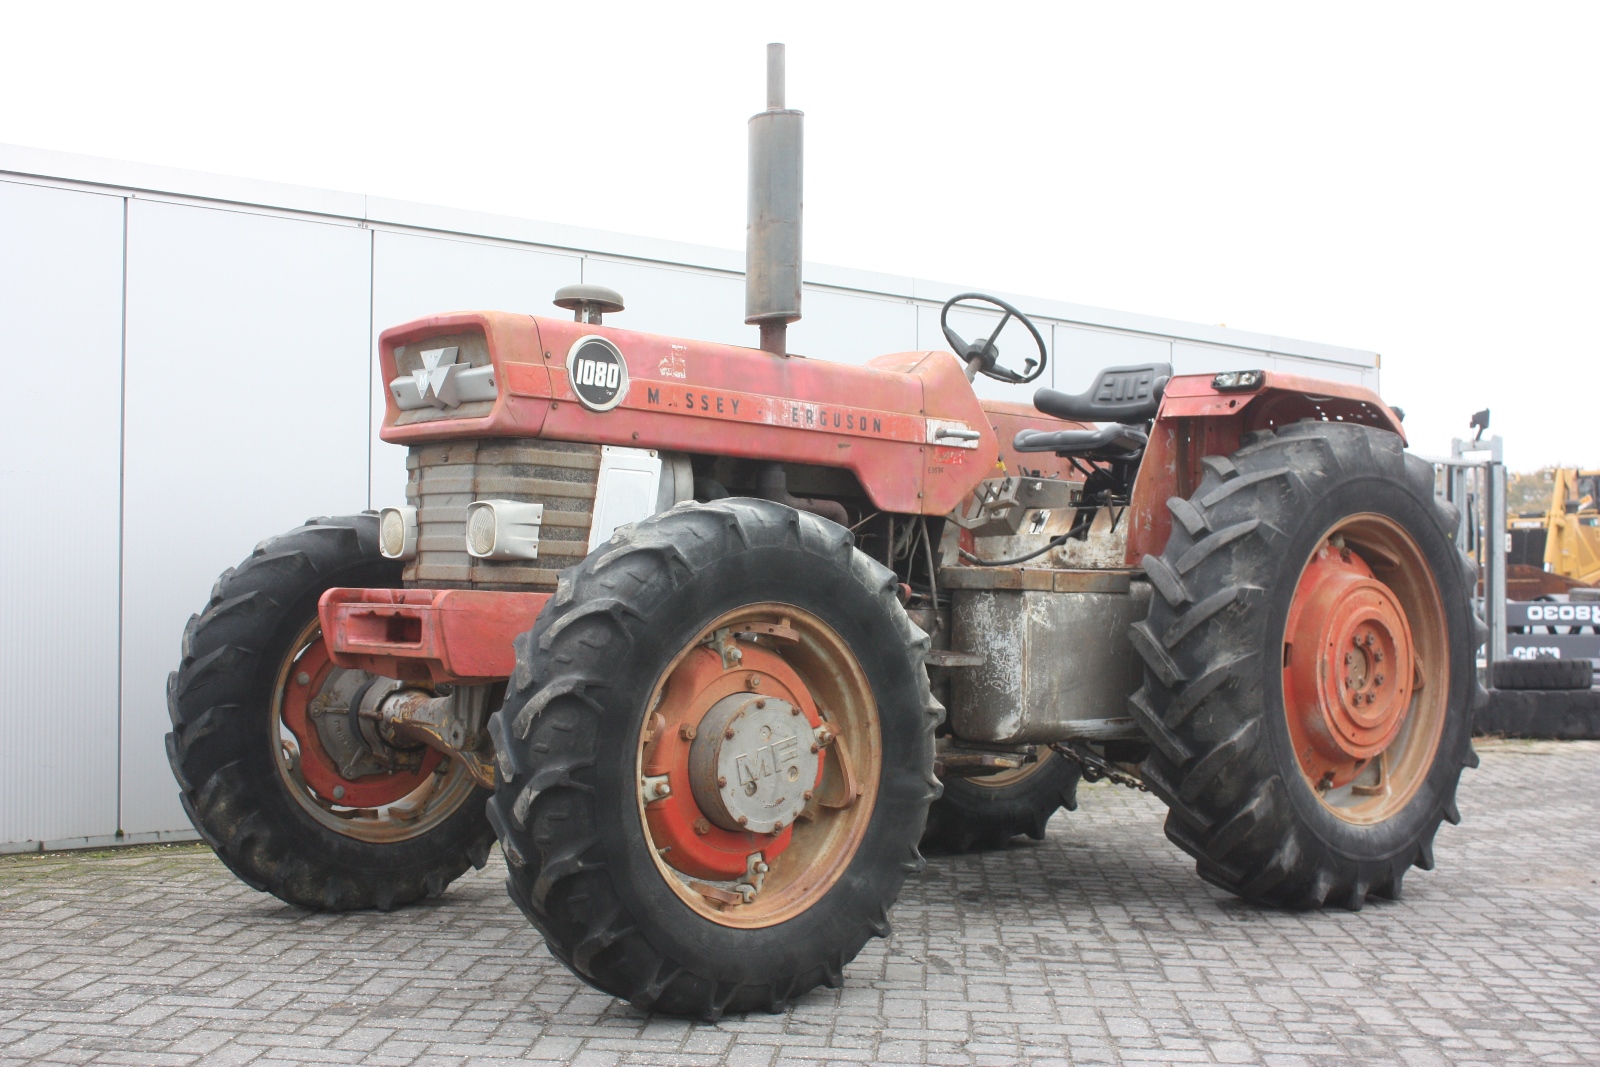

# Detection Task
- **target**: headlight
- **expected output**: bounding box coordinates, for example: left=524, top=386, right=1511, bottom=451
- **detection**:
left=378, top=506, right=417, bottom=561
left=464, top=500, right=545, bottom=561
left=1212, top=369, right=1264, bottom=392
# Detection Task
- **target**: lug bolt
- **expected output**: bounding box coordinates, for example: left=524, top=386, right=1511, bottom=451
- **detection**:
left=1374, top=674, right=1385, bottom=687
left=746, top=673, right=761, bottom=689
left=737, top=815, right=748, bottom=826
left=297, top=672, right=311, bottom=686
left=1374, top=649, right=1385, bottom=663
left=755, top=699, right=766, bottom=709
left=679, top=724, right=697, bottom=741
left=717, top=775, right=727, bottom=788
left=1344, top=653, right=1355, bottom=666
left=332, top=785, right=345, bottom=800
left=1352, top=635, right=1362, bottom=648
left=725, top=728, right=736, bottom=740
left=810, top=743, right=820, bottom=753
left=693, top=818, right=711, bottom=835
left=803, top=790, right=814, bottom=801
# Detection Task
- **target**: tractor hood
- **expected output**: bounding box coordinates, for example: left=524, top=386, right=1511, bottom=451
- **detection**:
left=377, top=311, right=1000, bottom=517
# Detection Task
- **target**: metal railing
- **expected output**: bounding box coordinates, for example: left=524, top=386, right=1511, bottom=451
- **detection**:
left=1432, top=436, right=1506, bottom=667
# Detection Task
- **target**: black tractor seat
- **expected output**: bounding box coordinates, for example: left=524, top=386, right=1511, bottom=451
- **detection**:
left=1032, top=363, right=1171, bottom=424
left=1013, top=362, right=1170, bottom=459
left=1013, top=423, right=1147, bottom=458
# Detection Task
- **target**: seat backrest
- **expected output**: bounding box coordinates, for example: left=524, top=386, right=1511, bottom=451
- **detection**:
left=1032, top=363, right=1172, bottom=424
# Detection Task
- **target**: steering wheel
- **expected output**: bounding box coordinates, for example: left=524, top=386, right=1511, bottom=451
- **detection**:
left=939, top=292, right=1048, bottom=385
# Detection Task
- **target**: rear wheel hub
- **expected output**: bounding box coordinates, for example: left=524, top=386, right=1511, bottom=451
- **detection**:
left=1285, top=540, right=1416, bottom=783
left=1280, top=516, right=1448, bottom=823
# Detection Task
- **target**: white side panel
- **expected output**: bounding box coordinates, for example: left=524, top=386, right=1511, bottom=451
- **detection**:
left=1172, top=341, right=1269, bottom=377
left=368, top=231, right=582, bottom=509
left=120, top=200, right=371, bottom=834
left=583, top=259, right=749, bottom=349
left=588, top=447, right=665, bottom=551
left=787, top=288, right=918, bottom=366
left=1053, top=325, right=1175, bottom=396
left=0, top=181, right=124, bottom=847
left=1271, top=354, right=1375, bottom=388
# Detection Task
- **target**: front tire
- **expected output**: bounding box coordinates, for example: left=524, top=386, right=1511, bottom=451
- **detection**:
left=166, top=514, right=495, bottom=911
left=1127, top=423, right=1484, bottom=909
left=487, top=500, right=941, bottom=1019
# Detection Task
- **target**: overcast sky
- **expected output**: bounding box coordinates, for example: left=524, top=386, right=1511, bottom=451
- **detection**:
left=2, top=1, right=1594, bottom=469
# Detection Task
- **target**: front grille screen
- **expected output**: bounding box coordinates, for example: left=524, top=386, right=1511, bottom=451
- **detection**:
left=403, top=438, right=600, bottom=591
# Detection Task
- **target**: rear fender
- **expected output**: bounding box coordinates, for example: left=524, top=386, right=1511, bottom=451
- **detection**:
left=1124, top=372, right=1404, bottom=564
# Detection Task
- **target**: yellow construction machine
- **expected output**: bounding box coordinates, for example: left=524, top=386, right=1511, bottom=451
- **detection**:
left=1508, top=469, right=1600, bottom=591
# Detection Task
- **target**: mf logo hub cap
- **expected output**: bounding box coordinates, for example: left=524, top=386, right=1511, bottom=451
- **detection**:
left=688, top=694, right=819, bottom=834
left=566, top=336, right=629, bottom=412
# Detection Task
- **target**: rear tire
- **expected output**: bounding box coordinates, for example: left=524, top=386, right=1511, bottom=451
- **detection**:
left=921, top=752, right=1080, bottom=852
left=487, top=499, right=941, bottom=1019
left=1128, top=423, right=1484, bottom=909
left=166, top=514, right=495, bottom=911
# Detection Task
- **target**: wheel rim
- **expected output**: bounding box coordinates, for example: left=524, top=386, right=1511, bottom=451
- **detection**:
left=271, top=618, right=478, bottom=843
left=1281, top=514, right=1448, bottom=824
left=636, top=604, right=881, bottom=928
left=962, top=750, right=1058, bottom=789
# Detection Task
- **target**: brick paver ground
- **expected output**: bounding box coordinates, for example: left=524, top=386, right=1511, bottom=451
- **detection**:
left=2, top=739, right=1596, bottom=1066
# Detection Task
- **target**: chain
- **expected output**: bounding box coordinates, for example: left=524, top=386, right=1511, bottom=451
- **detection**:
left=1052, top=742, right=1149, bottom=792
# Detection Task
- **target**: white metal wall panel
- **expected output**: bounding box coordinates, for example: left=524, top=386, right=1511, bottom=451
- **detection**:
left=368, top=230, right=583, bottom=509
left=1270, top=354, right=1377, bottom=389
left=0, top=181, right=124, bottom=848
left=0, top=145, right=1384, bottom=847
left=119, top=200, right=372, bottom=834
left=1052, top=324, right=1174, bottom=396
left=787, top=288, right=918, bottom=366
left=583, top=259, right=748, bottom=349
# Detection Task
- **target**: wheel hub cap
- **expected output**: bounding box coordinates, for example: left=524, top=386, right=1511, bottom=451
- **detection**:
left=1284, top=540, right=1416, bottom=787
left=279, top=636, right=442, bottom=808
left=688, top=694, right=819, bottom=834
left=642, top=643, right=824, bottom=880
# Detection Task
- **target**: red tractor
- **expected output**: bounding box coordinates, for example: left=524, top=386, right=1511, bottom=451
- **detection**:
left=167, top=47, right=1482, bottom=1019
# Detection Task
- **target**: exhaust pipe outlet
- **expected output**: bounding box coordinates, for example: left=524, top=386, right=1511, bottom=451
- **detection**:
left=757, top=464, right=848, bottom=527
left=745, top=42, right=803, bottom=356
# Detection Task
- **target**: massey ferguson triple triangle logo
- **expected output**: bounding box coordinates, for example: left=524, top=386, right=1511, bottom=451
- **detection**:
left=566, top=336, right=629, bottom=412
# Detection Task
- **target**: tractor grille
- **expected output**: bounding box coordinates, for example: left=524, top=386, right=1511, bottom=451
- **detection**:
left=402, top=438, right=599, bottom=591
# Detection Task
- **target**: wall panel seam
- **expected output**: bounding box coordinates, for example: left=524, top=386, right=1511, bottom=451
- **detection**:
left=116, top=195, right=129, bottom=836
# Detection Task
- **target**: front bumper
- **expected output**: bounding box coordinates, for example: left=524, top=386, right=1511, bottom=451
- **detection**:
left=318, top=587, right=550, bottom=684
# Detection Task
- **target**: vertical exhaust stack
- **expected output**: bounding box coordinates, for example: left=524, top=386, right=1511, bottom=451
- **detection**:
left=745, top=43, right=803, bottom=356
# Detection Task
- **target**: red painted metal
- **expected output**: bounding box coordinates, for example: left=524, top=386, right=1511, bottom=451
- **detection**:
left=279, top=636, right=444, bottom=807
left=378, top=316, right=1399, bottom=572
left=377, top=314, right=999, bottom=516
left=641, top=645, right=824, bottom=881
left=1282, top=539, right=1417, bottom=788
left=1125, top=372, right=1405, bottom=564
left=319, top=587, right=550, bottom=684
left=979, top=399, right=1091, bottom=481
